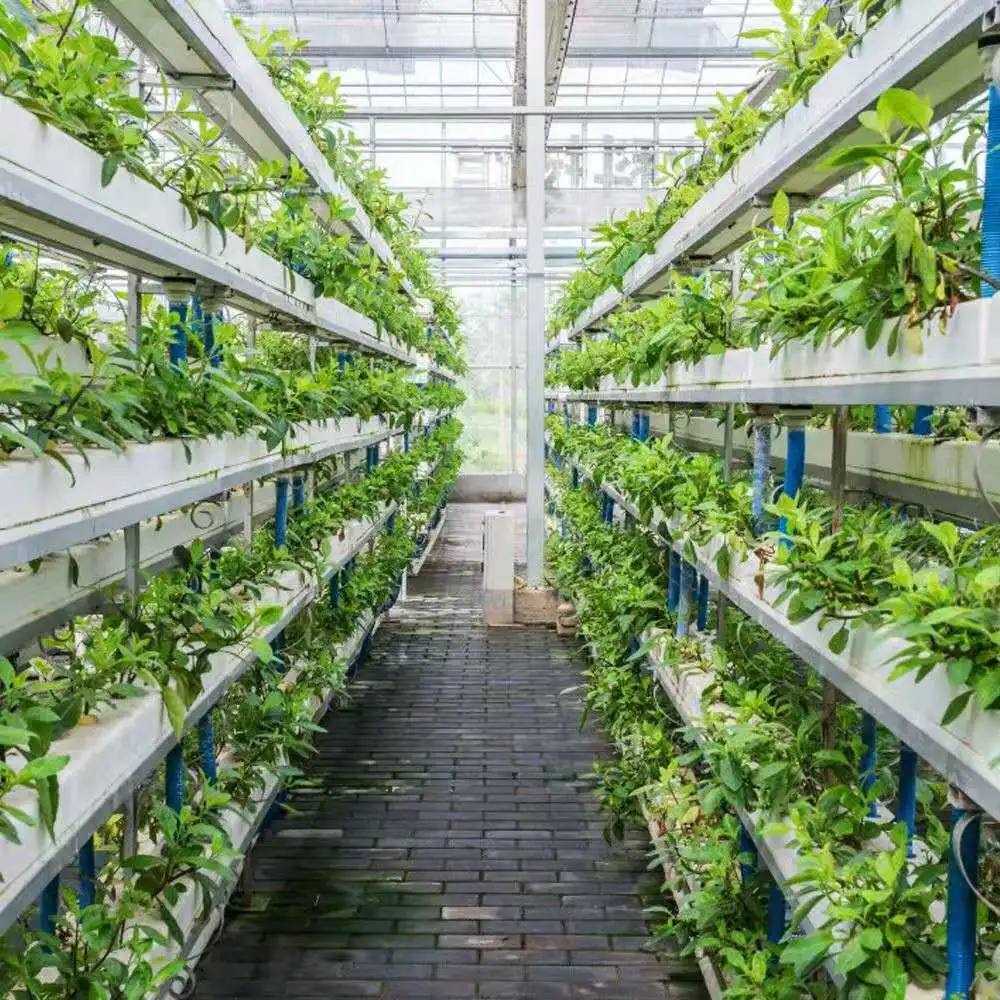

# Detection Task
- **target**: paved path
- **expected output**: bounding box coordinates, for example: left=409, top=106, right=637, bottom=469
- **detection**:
left=193, top=505, right=703, bottom=1000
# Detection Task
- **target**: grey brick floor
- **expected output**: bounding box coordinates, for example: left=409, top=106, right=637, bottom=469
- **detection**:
left=192, top=505, right=704, bottom=1000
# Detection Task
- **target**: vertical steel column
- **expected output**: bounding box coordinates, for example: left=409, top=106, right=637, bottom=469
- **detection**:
left=767, top=885, right=786, bottom=944
left=898, top=746, right=918, bottom=852
left=738, top=825, right=757, bottom=883
left=292, top=476, right=306, bottom=509
left=198, top=712, right=217, bottom=784
left=860, top=711, right=878, bottom=816
left=668, top=551, right=680, bottom=613
left=945, top=787, right=982, bottom=999
left=639, top=413, right=650, bottom=441
left=676, top=561, right=696, bottom=637
left=524, top=0, right=546, bottom=587
left=716, top=403, right=735, bottom=646
left=874, top=405, right=893, bottom=434
left=165, top=745, right=185, bottom=812
left=571, top=466, right=579, bottom=489
left=751, top=410, right=772, bottom=536
left=777, top=412, right=806, bottom=541
left=587, top=406, right=598, bottom=427
left=912, top=406, right=933, bottom=436
left=696, top=575, right=709, bottom=631
left=168, top=297, right=188, bottom=367
left=330, top=570, right=340, bottom=608
left=38, top=876, right=59, bottom=932
left=78, top=838, right=96, bottom=908
left=274, top=478, right=290, bottom=548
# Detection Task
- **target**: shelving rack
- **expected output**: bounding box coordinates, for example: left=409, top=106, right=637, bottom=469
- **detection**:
left=0, top=0, right=462, bottom=972
left=551, top=0, right=991, bottom=344
left=92, top=0, right=431, bottom=309
left=544, top=2, right=1000, bottom=998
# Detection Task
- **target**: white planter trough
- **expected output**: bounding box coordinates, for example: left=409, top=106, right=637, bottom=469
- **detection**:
left=0, top=505, right=396, bottom=935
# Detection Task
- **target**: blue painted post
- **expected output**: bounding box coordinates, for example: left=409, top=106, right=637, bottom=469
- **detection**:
left=751, top=413, right=772, bottom=536
left=587, top=406, right=598, bottom=427
left=738, top=826, right=757, bottom=883
left=913, top=406, right=933, bottom=436
left=337, top=352, right=349, bottom=372
left=168, top=298, right=188, bottom=367
left=165, top=745, right=185, bottom=812
left=403, top=431, right=410, bottom=453
left=292, top=475, right=306, bottom=509
left=274, top=479, right=290, bottom=548
left=78, top=838, right=96, bottom=908
left=631, top=412, right=641, bottom=439
left=676, top=561, right=696, bottom=638
left=639, top=414, right=650, bottom=441
left=330, top=571, right=340, bottom=608
left=38, top=875, right=59, bottom=932
left=571, top=466, right=580, bottom=489
left=981, top=81, right=1000, bottom=298
left=199, top=713, right=217, bottom=784
left=874, top=406, right=893, bottom=434
left=898, top=745, right=918, bottom=854
left=778, top=415, right=806, bottom=541
left=945, top=791, right=981, bottom=999
left=563, top=402, right=570, bottom=428
left=860, top=711, right=878, bottom=817
left=668, top=551, right=680, bottom=613
left=767, top=885, right=786, bottom=944
left=273, top=477, right=290, bottom=669
left=696, top=575, right=709, bottom=631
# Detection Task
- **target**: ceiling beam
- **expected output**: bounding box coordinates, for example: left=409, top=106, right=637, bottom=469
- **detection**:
left=295, top=45, right=769, bottom=61
left=340, top=105, right=717, bottom=119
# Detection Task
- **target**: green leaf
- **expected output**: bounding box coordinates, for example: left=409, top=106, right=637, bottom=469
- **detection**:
left=828, top=625, right=849, bottom=655
left=772, top=190, right=790, bottom=231
left=251, top=637, right=275, bottom=664
left=941, top=689, right=973, bottom=726
left=878, top=88, right=933, bottom=133
left=0, top=287, right=23, bottom=321
left=780, top=930, right=834, bottom=976
left=161, top=685, right=187, bottom=739
left=974, top=669, right=1000, bottom=711
left=835, top=934, right=870, bottom=976
left=101, top=155, right=122, bottom=188
left=860, top=928, right=883, bottom=951
left=18, top=754, right=69, bottom=782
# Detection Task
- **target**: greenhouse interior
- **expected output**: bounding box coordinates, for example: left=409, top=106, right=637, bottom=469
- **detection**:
left=5, top=0, right=1000, bottom=997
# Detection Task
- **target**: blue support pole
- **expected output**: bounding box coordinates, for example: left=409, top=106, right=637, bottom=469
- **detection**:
left=199, top=712, right=217, bottom=784
left=165, top=745, right=185, bottom=812
left=168, top=299, right=188, bottom=367
left=696, top=575, right=709, bottom=632
left=631, top=412, right=641, bottom=439
left=274, top=478, right=290, bottom=548
left=982, top=83, right=1000, bottom=298
left=860, top=711, right=878, bottom=816
left=751, top=416, right=772, bottom=536
left=913, top=406, right=933, bottom=436
left=676, top=561, right=696, bottom=638
left=778, top=417, right=806, bottom=541
left=403, top=430, right=410, bottom=453
left=668, top=551, right=680, bottom=613
left=945, top=801, right=982, bottom=998
left=587, top=406, right=598, bottom=427
left=738, top=825, right=757, bottom=883
left=898, top=745, right=918, bottom=854
left=874, top=406, right=893, bottom=434
left=78, top=837, right=96, bottom=909
left=292, top=475, right=306, bottom=509
left=563, top=402, right=570, bottom=428
left=330, top=571, right=340, bottom=608
left=639, top=413, right=650, bottom=441
left=767, top=885, right=786, bottom=944
left=337, top=352, right=350, bottom=372
left=38, top=875, right=59, bottom=932
left=571, top=466, right=580, bottom=489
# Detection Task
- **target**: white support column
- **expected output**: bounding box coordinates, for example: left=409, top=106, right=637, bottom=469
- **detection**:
left=524, top=0, right=546, bottom=586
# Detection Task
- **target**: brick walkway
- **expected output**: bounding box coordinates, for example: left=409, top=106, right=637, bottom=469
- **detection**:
left=193, top=505, right=704, bottom=1000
